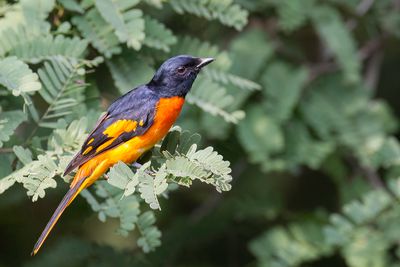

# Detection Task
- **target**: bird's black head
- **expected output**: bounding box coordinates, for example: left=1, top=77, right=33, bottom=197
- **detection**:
left=148, top=55, right=214, bottom=97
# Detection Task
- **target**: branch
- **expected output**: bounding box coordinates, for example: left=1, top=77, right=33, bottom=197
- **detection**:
left=0, top=148, right=13, bottom=153
left=358, top=36, right=384, bottom=61
left=364, top=50, right=383, bottom=92
left=359, top=165, right=385, bottom=189
left=347, top=155, right=385, bottom=189
left=307, top=61, right=338, bottom=83
left=356, top=0, right=375, bottom=16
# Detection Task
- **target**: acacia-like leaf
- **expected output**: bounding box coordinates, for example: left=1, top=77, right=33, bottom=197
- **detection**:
left=0, top=57, right=41, bottom=97
left=0, top=110, right=27, bottom=147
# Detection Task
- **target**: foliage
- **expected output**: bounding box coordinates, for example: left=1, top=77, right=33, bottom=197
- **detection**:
left=0, top=110, right=26, bottom=147
left=0, top=118, right=87, bottom=199
left=1, top=0, right=400, bottom=266
left=168, top=0, right=248, bottom=30
left=0, top=0, right=240, bottom=259
left=34, top=57, right=88, bottom=129
left=0, top=56, right=41, bottom=99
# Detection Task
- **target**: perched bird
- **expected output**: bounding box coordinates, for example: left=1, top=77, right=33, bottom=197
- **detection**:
left=32, top=55, right=214, bottom=255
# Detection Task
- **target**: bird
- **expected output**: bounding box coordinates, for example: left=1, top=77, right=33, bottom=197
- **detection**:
left=31, top=55, right=214, bottom=255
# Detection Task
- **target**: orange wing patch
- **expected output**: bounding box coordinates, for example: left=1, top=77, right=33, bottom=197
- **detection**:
left=82, top=147, right=93, bottom=155
left=103, top=119, right=138, bottom=136
left=95, top=120, right=139, bottom=153
left=95, top=139, right=114, bottom=152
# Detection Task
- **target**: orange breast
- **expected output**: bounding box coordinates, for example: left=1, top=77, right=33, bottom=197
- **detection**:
left=75, top=96, right=185, bottom=186
left=135, top=96, right=185, bottom=149
left=108, top=95, right=185, bottom=163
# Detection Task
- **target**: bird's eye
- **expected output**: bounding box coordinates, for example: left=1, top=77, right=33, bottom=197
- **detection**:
left=177, top=66, right=186, bottom=75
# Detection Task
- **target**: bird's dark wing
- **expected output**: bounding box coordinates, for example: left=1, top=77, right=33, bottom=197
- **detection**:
left=64, top=87, right=157, bottom=176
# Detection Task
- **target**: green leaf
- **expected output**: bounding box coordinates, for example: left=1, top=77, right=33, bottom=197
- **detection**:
left=137, top=211, right=161, bottom=253
left=203, top=67, right=261, bottom=91
left=143, top=16, right=177, bottom=52
left=21, top=0, right=55, bottom=22
left=187, top=145, right=232, bottom=192
left=137, top=162, right=168, bottom=210
left=95, top=0, right=144, bottom=50
left=320, top=180, right=400, bottom=267
left=163, top=144, right=232, bottom=192
left=371, top=137, right=400, bottom=168
left=48, top=117, right=89, bottom=152
left=164, top=156, right=207, bottom=187
left=0, top=118, right=88, bottom=198
left=229, top=29, right=274, bottom=80
left=142, top=0, right=163, bottom=9
left=261, top=62, right=308, bottom=122
left=250, top=220, right=333, bottom=267
left=58, top=0, right=84, bottom=13
left=311, top=6, right=361, bottom=83
left=107, top=161, right=168, bottom=210
left=273, top=0, right=315, bottom=32
left=13, top=145, right=32, bottom=165
left=82, top=182, right=141, bottom=235
left=8, top=35, right=88, bottom=64
left=0, top=57, right=41, bottom=97
left=117, top=194, right=140, bottom=235
left=282, top=120, right=333, bottom=170
left=72, top=8, right=122, bottom=58
left=237, top=105, right=284, bottom=166
left=0, top=110, right=27, bottom=147
left=380, top=9, right=400, bottom=38
left=343, top=227, right=388, bottom=267
left=23, top=154, right=59, bottom=201
left=187, top=77, right=245, bottom=123
left=0, top=23, right=45, bottom=57
left=108, top=161, right=138, bottom=196
left=160, top=126, right=201, bottom=155
left=169, top=0, right=248, bottom=30
left=0, top=175, right=15, bottom=195
left=36, top=57, right=86, bottom=128
left=106, top=50, right=154, bottom=94
left=300, top=75, right=395, bottom=166
left=0, top=0, right=53, bottom=56
left=83, top=179, right=161, bottom=250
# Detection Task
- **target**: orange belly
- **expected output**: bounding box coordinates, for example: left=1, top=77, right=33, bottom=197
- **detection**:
left=74, top=96, right=185, bottom=187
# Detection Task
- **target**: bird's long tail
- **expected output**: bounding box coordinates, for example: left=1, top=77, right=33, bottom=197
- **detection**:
left=31, top=177, right=87, bottom=256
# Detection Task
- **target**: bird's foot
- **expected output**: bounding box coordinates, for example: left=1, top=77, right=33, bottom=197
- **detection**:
left=131, top=162, right=143, bottom=169
left=131, top=162, right=154, bottom=175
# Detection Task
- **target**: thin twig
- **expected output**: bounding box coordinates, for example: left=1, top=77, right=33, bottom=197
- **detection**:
left=307, top=61, right=338, bottom=83
left=0, top=148, right=13, bottom=153
left=358, top=37, right=383, bottom=61
left=347, top=0, right=375, bottom=30
left=347, top=155, right=385, bottom=189
left=356, top=0, right=375, bottom=16
left=307, top=34, right=384, bottom=84
left=360, top=165, right=385, bottom=189
left=364, top=51, right=383, bottom=92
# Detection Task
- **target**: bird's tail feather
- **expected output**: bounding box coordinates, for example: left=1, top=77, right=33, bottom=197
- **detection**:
left=31, top=177, right=87, bottom=256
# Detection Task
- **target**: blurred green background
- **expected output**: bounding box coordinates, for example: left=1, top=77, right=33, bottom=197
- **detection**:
left=1, top=0, right=400, bottom=266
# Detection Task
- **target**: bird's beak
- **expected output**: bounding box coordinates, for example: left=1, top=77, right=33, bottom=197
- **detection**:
left=196, top=57, right=214, bottom=69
